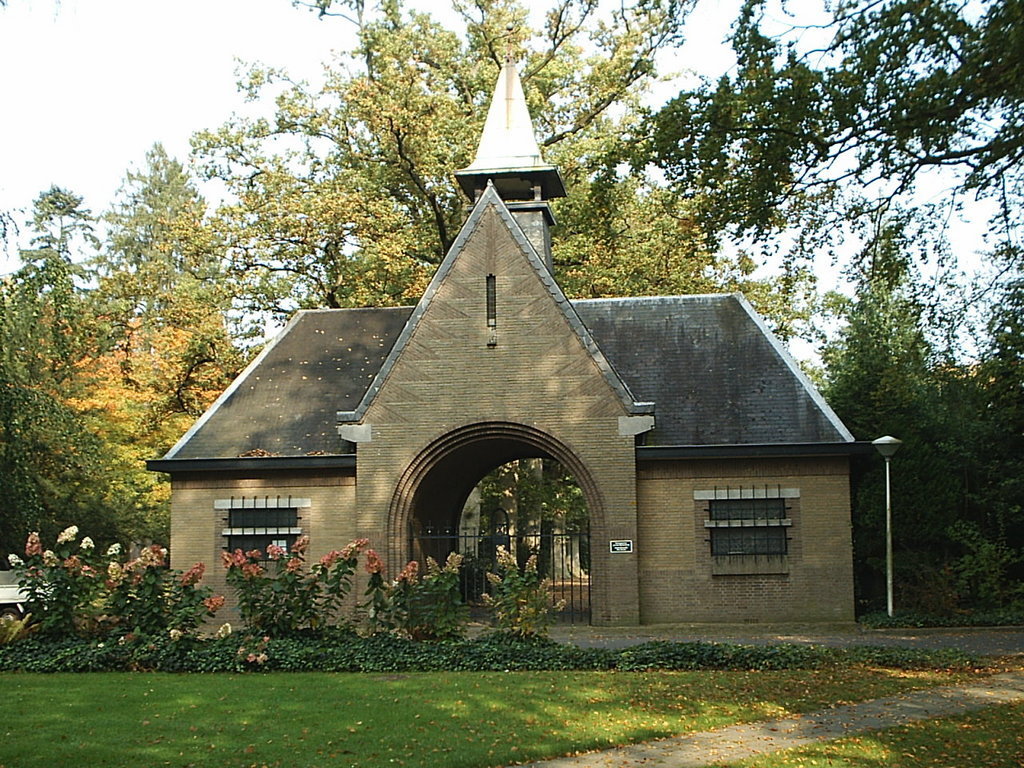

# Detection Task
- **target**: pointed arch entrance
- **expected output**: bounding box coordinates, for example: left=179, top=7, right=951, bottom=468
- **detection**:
left=387, top=422, right=601, bottom=622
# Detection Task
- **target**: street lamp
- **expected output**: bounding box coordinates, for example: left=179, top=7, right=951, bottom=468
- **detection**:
left=872, top=435, right=902, bottom=617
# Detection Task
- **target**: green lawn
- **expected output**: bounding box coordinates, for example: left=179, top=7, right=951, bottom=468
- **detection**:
left=734, top=701, right=1024, bottom=767
left=0, top=667, right=983, bottom=768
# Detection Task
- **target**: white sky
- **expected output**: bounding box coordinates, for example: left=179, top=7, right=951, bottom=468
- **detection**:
left=0, top=0, right=353, bottom=223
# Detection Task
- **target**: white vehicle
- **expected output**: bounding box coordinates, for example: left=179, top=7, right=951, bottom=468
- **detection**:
left=0, top=571, right=27, bottom=619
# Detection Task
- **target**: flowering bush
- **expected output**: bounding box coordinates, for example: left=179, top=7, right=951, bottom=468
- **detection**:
left=221, top=536, right=365, bottom=636
left=12, top=528, right=221, bottom=640
left=16, top=527, right=106, bottom=637
left=105, top=546, right=222, bottom=637
left=363, top=553, right=468, bottom=641
left=389, top=554, right=468, bottom=641
left=484, top=546, right=563, bottom=638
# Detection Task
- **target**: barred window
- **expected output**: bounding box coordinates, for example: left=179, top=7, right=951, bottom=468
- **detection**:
left=217, top=497, right=309, bottom=556
left=697, top=489, right=795, bottom=561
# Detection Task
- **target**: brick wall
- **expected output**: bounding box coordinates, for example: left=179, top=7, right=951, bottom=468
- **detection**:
left=636, top=456, right=854, bottom=623
left=354, top=203, right=642, bottom=625
left=169, top=469, right=357, bottom=624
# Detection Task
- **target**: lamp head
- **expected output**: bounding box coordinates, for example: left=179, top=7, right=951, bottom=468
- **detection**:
left=872, top=435, right=902, bottom=458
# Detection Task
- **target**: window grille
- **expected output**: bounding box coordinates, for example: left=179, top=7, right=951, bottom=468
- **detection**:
left=216, top=496, right=309, bottom=556
left=697, top=487, right=795, bottom=559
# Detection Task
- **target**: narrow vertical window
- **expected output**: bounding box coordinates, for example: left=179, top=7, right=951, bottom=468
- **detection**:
left=486, top=274, right=496, bottom=328
left=486, top=274, right=498, bottom=347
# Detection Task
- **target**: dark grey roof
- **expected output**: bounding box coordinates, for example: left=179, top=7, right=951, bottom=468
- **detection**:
left=574, top=294, right=852, bottom=445
left=164, top=293, right=849, bottom=461
left=166, top=307, right=412, bottom=459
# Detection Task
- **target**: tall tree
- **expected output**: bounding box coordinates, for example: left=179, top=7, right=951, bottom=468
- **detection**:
left=83, top=145, right=242, bottom=544
left=0, top=189, right=122, bottom=554
left=195, top=1, right=779, bottom=313
left=645, top=0, right=1024, bottom=270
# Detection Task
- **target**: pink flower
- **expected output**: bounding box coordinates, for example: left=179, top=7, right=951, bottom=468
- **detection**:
left=25, top=532, right=42, bottom=557
left=241, top=562, right=264, bottom=580
left=63, top=555, right=82, bottom=572
left=245, top=549, right=264, bottom=562
left=266, top=544, right=286, bottom=560
left=139, top=545, right=167, bottom=569
left=291, top=535, right=310, bottom=556
left=204, top=595, right=225, bottom=613
left=285, top=557, right=303, bottom=574
left=364, top=549, right=384, bottom=575
left=180, top=562, right=205, bottom=587
left=397, top=560, right=419, bottom=583
left=319, top=550, right=343, bottom=569
left=341, top=538, right=370, bottom=560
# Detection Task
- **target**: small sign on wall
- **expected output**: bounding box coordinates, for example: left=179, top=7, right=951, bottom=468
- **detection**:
left=609, top=539, right=634, bottom=554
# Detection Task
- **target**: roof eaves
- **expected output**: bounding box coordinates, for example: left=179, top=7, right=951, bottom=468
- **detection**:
left=637, top=442, right=874, bottom=460
left=147, top=454, right=357, bottom=474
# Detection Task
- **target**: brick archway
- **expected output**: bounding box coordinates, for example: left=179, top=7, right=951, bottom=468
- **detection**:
left=386, top=422, right=605, bottom=572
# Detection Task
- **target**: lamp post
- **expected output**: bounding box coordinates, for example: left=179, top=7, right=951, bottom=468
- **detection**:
left=872, top=435, right=902, bottom=617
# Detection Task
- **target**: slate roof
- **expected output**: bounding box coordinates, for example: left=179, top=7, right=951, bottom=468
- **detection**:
left=164, top=293, right=851, bottom=461
left=573, top=295, right=852, bottom=446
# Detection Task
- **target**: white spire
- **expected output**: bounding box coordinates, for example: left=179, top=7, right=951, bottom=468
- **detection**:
left=464, top=57, right=547, bottom=172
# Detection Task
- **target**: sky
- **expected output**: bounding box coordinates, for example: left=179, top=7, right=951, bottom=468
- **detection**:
left=0, top=0, right=356, bottom=222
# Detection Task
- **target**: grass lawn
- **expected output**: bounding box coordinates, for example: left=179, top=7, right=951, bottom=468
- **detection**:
left=733, top=700, right=1024, bottom=767
left=0, top=667, right=985, bottom=768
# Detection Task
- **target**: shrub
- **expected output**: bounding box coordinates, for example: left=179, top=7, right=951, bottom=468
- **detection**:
left=0, top=632, right=978, bottom=674
left=221, top=536, right=364, bottom=636
left=10, top=529, right=223, bottom=641
left=483, top=546, right=562, bottom=637
left=386, top=554, right=468, bottom=641
left=15, top=527, right=107, bottom=637
left=105, top=547, right=222, bottom=638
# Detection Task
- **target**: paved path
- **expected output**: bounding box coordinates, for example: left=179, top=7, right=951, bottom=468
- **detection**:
left=519, top=671, right=1024, bottom=768
left=548, top=624, right=1024, bottom=657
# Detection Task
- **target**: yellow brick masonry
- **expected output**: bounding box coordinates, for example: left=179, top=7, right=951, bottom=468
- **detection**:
left=636, top=457, right=854, bottom=623
left=169, top=470, right=356, bottom=626
left=355, top=204, right=643, bottom=625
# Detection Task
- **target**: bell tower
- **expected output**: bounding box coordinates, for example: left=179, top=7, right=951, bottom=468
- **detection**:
left=455, top=57, right=566, bottom=271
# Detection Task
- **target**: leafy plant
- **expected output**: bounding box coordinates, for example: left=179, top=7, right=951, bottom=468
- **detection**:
left=484, top=546, right=563, bottom=637
left=221, top=536, right=364, bottom=636
left=15, top=527, right=106, bottom=637
left=105, top=545, right=222, bottom=638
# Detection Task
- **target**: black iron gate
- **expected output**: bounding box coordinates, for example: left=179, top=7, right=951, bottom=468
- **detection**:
left=412, top=527, right=591, bottom=624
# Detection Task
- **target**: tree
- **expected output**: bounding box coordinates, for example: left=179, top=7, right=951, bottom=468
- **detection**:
left=194, top=0, right=711, bottom=313
left=646, top=0, right=1024, bottom=268
left=82, top=145, right=243, bottom=544
left=0, top=189, right=122, bottom=555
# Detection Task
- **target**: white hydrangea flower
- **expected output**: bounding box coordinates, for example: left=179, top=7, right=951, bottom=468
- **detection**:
left=80, top=536, right=95, bottom=551
left=56, top=525, right=79, bottom=544
left=105, top=543, right=122, bottom=557
left=7, top=553, right=23, bottom=568
left=215, top=623, right=232, bottom=639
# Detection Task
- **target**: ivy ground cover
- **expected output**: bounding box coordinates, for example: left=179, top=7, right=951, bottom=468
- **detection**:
left=0, top=667, right=985, bottom=768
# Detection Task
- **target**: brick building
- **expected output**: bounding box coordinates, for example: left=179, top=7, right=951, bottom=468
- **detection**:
left=150, top=60, right=863, bottom=625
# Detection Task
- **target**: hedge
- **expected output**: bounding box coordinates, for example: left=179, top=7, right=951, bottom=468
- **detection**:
left=0, top=630, right=978, bottom=674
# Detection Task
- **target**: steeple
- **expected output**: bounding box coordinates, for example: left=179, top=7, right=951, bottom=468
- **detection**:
left=456, top=57, right=566, bottom=269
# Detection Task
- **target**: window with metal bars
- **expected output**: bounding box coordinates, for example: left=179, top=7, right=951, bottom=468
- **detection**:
left=223, top=507, right=301, bottom=555
left=704, top=497, right=791, bottom=557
